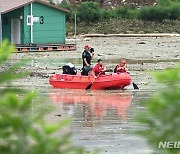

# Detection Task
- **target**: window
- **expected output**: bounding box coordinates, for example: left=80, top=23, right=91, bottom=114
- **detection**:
left=27, top=15, right=33, bottom=26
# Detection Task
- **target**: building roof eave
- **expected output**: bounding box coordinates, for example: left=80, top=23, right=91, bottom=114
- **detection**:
left=1, top=0, right=69, bottom=15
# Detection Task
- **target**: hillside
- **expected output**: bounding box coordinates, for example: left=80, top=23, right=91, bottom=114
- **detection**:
left=66, top=19, right=180, bottom=36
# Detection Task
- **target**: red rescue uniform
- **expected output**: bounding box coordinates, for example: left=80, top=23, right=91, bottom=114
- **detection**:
left=116, top=64, right=126, bottom=73
left=93, top=64, right=106, bottom=76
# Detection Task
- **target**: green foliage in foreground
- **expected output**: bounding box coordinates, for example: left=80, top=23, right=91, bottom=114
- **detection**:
left=0, top=41, right=85, bottom=154
left=0, top=41, right=28, bottom=87
left=137, top=64, right=180, bottom=154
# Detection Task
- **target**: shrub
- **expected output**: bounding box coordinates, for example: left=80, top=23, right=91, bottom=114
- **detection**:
left=100, top=9, right=117, bottom=20
left=77, top=2, right=101, bottom=23
left=138, top=6, right=171, bottom=22
left=137, top=64, right=180, bottom=154
left=115, top=7, right=131, bottom=19
left=169, top=3, right=180, bottom=19
left=59, top=2, right=75, bottom=22
left=126, top=9, right=138, bottom=19
left=157, top=0, right=172, bottom=6
left=60, top=1, right=180, bottom=22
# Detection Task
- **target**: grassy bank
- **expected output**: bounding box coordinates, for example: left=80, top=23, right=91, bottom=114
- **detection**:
left=66, top=19, right=180, bottom=36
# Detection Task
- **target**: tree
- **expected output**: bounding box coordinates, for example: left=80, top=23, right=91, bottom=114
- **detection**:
left=77, top=2, right=101, bottom=22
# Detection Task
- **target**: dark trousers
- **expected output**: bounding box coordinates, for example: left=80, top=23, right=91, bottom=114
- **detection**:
left=81, top=66, right=93, bottom=76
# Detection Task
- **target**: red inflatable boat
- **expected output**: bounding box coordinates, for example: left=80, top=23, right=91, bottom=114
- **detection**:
left=49, top=73, right=131, bottom=90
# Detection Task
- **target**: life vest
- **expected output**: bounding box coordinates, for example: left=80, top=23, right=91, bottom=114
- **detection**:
left=114, top=65, right=126, bottom=73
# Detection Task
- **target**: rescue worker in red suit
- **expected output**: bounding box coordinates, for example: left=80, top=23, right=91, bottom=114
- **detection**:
left=92, top=59, right=106, bottom=78
left=114, top=59, right=127, bottom=73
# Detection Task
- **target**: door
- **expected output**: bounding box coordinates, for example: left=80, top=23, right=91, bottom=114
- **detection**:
left=11, top=19, right=21, bottom=44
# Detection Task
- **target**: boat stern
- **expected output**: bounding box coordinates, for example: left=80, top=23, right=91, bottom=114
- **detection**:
left=112, top=73, right=131, bottom=89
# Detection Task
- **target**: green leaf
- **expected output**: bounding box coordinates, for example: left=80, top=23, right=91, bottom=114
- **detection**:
left=136, top=63, right=180, bottom=154
left=0, top=59, right=29, bottom=84
left=20, top=91, right=37, bottom=111
left=44, top=118, right=72, bottom=134
left=0, top=40, right=15, bottom=65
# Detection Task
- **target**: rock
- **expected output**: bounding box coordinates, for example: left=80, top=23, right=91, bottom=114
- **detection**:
left=138, top=42, right=146, bottom=44
left=108, top=53, right=116, bottom=55
left=84, top=38, right=91, bottom=41
left=139, top=31, right=144, bottom=34
left=126, top=31, right=133, bottom=33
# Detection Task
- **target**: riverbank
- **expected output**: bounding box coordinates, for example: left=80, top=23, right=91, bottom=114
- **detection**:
left=67, top=19, right=180, bottom=36
left=79, top=33, right=180, bottom=37
left=10, top=36, right=180, bottom=90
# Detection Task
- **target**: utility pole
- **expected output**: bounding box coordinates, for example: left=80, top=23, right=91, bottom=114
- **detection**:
left=73, top=1, right=78, bottom=46
left=74, top=13, right=76, bottom=45
left=0, top=7, right=2, bottom=44
left=30, top=2, right=33, bottom=44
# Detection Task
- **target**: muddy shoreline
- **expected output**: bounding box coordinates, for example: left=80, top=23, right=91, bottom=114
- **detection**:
left=9, top=36, right=179, bottom=81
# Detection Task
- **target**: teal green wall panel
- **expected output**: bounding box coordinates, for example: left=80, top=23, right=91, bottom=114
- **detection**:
left=33, top=38, right=64, bottom=44
left=2, top=7, right=24, bottom=43
left=33, top=25, right=64, bottom=31
left=23, top=2, right=66, bottom=44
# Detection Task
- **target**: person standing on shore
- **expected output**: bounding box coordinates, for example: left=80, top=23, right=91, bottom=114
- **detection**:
left=81, top=45, right=94, bottom=76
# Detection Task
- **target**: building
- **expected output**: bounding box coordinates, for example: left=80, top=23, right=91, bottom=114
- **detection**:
left=0, top=0, right=69, bottom=45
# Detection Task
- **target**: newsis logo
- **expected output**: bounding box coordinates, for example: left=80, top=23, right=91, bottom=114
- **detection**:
left=158, top=141, right=180, bottom=149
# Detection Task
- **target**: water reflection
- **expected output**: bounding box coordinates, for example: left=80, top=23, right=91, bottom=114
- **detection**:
left=49, top=89, right=132, bottom=126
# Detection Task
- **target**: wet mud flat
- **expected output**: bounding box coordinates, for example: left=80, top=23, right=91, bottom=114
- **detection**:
left=10, top=36, right=179, bottom=82
left=8, top=36, right=180, bottom=153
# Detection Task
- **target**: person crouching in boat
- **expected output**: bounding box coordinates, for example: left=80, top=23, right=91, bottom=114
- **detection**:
left=114, top=59, right=127, bottom=73
left=92, top=59, right=107, bottom=78
left=81, top=44, right=94, bottom=76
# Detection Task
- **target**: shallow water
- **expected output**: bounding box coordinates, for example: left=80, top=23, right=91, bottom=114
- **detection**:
left=10, top=70, right=155, bottom=153
left=49, top=88, right=153, bottom=154
left=6, top=36, right=180, bottom=153
left=9, top=57, right=171, bottom=154
left=8, top=58, right=167, bottom=154
left=12, top=72, right=155, bottom=154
